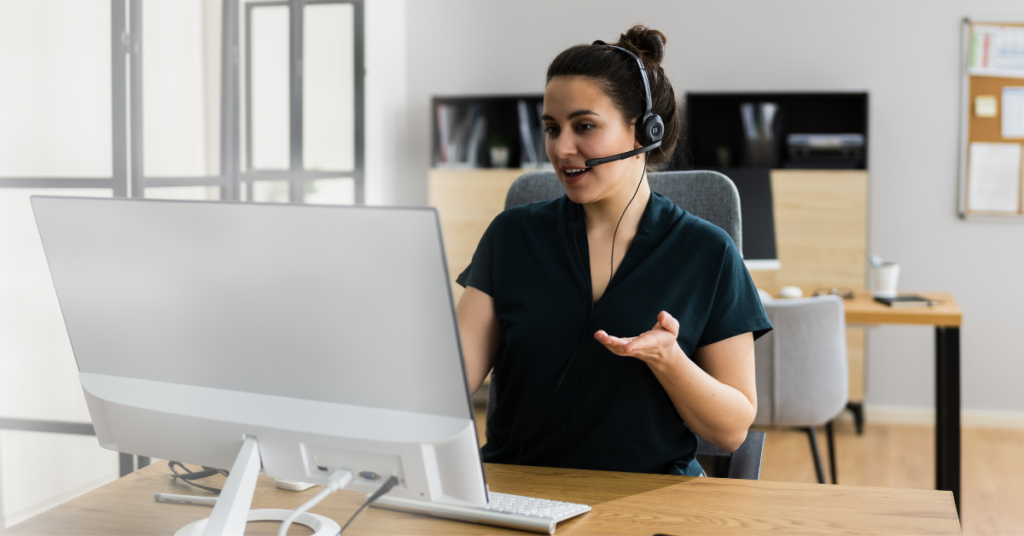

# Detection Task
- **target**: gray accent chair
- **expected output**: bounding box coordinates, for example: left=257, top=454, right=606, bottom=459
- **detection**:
left=753, top=295, right=848, bottom=484
left=485, top=169, right=765, bottom=480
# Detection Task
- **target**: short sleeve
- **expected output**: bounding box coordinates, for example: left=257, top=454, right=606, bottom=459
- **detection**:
left=697, top=241, right=773, bottom=347
left=455, top=218, right=496, bottom=296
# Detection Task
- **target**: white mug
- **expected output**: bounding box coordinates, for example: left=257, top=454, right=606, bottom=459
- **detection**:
left=872, top=262, right=900, bottom=298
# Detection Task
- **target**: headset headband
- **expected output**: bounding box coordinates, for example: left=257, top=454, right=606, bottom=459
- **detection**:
left=592, top=40, right=653, bottom=120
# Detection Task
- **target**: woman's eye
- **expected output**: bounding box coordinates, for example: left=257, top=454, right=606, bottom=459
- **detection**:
left=575, top=123, right=595, bottom=132
left=543, top=125, right=559, bottom=136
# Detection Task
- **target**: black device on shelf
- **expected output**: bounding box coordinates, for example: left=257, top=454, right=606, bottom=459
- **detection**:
left=432, top=95, right=547, bottom=169
left=672, top=92, right=869, bottom=171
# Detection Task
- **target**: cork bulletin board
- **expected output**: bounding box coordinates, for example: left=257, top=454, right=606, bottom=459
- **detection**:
left=958, top=19, right=1024, bottom=219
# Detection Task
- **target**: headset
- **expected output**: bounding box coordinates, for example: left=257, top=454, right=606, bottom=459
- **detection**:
left=583, top=40, right=665, bottom=168
left=513, top=40, right=662, bottom=465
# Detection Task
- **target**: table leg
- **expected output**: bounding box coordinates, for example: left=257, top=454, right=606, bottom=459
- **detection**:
left=119, top=453, right=134, bottom=477
left=118, top=454, right=150, bottom=477
left=935, top=327, right=960, bottom=517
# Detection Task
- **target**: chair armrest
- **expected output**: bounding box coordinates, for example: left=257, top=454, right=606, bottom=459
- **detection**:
left=727, top=430, right=766, bottom=480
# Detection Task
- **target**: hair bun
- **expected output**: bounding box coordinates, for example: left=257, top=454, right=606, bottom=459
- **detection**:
left=617, top=25, right=666, bottom=66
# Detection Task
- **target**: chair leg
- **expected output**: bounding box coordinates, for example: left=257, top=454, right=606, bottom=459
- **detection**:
left=826, top=420, right=837, bottom=485
left=803, top=427, right=826, bottom=484
left=846, top=401, right=864, bottom=435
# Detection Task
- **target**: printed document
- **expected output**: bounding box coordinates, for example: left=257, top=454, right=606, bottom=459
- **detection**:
left=968, top=142, right=1022, bottom=212
left=970, top=25, right=1024, bottom=78
left=1002, top=88, right=1024, bottom=138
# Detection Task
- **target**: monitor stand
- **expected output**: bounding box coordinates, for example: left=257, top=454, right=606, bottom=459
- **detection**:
left=174, top=436, right=340, bottom=536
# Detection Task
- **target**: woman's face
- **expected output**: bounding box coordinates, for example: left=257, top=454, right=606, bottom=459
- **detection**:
left=542, top=76, right=640, bottom=205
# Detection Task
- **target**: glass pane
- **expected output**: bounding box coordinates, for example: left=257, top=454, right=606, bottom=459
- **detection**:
left=0, top=0, right=112, bottom=177
left=249, top=5, right=290, bottom=170
left=0, top=188, right=112, bottom=423
left=143, top=0, right=221, bottom=177
left=304, top=178, right=354, bottom=205
left=252, top=180, right=290, bottom=202
left=144, top=186, right=221, bottom=200
left=303, top=3, right=354, bottom=171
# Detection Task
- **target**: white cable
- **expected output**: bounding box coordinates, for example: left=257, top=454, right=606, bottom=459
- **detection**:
left=277, top=469, right=352, bottom=536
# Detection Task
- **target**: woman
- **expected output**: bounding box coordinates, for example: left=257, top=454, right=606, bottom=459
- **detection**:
left=456, top=26, right=772, bottom=476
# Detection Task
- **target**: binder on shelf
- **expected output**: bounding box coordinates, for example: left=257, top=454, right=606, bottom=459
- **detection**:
left=435, top=103, right=457, bottom=166
left=517, top=100, right=538, bottom=167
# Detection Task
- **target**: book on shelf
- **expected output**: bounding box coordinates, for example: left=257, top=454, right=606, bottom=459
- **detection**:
left=435, top=103, right=487, bottom=168
left=517, top=100, right=538, bottom=166
left=873, top=295, right=937, bottom=307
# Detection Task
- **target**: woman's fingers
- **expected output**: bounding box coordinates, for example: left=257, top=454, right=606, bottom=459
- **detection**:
left=595, top=329, right=663, bottom=356
left=594, top=330, right=635, bottom=355
left=658, top=311, right=680, bottom=336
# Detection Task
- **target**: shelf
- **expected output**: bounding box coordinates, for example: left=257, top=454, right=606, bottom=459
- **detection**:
left=674, top=92, right=869, bottom=170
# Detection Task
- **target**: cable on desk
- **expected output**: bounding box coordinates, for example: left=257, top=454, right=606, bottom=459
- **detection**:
left=277, top=469, right=353, bottom=536
left=337, top=476, right=400, bottom=535
left=168, top=461, right=228, bottom=494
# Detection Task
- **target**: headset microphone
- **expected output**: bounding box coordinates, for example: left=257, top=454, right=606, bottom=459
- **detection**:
left=583, top=42, right=665, bottom=168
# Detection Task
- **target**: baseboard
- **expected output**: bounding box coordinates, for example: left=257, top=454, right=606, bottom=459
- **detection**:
left=2, top=471, right=118, bottom=529
left=837, top=404, right=1024, bottom=429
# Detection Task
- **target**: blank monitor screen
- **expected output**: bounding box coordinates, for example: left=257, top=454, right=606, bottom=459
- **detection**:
left=31, top=197, right=473, bottom=421
left=717, top=168, right=778, bottom=263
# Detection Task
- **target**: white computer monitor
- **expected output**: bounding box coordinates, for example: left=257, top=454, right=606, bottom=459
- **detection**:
left=31, top=197, right=487, bottom=534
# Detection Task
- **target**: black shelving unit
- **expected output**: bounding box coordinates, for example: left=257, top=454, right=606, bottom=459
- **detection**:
left=672, top=92, right=869, bottom=170
left=432, top=94, right=545, bottom=169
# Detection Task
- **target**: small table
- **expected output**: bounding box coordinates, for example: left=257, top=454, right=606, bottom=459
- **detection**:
left=809, top=290, right=963, bottom=514
left=7, top=462, right=960, bottom=535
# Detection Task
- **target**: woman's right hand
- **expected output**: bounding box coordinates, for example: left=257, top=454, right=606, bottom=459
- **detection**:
left=456, top=286, right=500, bottom=394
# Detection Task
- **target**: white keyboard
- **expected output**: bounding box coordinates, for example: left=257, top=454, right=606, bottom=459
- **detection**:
left=371, top=491, right=591, bottom=534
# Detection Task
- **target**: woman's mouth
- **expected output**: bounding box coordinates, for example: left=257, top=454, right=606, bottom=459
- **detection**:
left=562, top=167, right=590, bottom=185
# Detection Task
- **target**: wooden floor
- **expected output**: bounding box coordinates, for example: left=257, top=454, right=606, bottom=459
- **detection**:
left=473, top=408, right=1024, bottom=536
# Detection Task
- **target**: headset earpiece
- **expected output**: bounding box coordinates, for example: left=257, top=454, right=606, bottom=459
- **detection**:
left=641, top=113, right=664, bottom=146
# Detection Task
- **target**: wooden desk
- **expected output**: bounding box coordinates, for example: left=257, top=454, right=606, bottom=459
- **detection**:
left=788, top=290, right=964, bottom=515
left=8, top=462, right=960, bottom=535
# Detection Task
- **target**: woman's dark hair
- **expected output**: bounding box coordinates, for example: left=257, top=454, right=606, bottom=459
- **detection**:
left=546, top=25, right=680, bottom=165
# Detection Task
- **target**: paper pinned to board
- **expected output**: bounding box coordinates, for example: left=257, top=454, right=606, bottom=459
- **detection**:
left=968, top=142, right=1022, bottom=212
left=1002, top=88, right=1024, bottom=138
left=970, top=25, right=1024, bottom=78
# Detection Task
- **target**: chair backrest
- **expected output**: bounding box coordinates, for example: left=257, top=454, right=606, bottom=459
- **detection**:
left=695, top=430, right=766, bottom=480
left=505, top=169, right=743, bottom=255
left=753, top=295, right=848, bottom=428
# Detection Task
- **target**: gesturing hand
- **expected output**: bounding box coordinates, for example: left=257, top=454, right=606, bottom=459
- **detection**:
left=594, top=311, right=683, bottom=367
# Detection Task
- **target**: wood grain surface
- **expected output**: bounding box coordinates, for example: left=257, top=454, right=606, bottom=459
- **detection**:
left=428, top=168, right=524, bottom=305
left=748, top=170, right=868, bottom=292
left=841, top=291, right=961, bottom=327
left=7, top=461, right=960, bottom=535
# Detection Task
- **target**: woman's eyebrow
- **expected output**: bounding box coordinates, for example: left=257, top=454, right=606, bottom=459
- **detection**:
left=541, top=109, right=599, bottom=122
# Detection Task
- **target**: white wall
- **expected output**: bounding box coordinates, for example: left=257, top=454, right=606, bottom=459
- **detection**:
left=402, top=0, right=1024, bottom=415
left=365, top=0, right=407, bottom=205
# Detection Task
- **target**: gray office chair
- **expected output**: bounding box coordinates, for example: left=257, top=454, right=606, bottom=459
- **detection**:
left=485, top=169, right=761, bottom=479
left=753, top=295, right=848, bottom=484
left=695, top=430, right=766, bottom=480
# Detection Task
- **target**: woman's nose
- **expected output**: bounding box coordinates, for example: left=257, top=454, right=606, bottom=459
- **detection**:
left=552, top=131, right=577, bottom=160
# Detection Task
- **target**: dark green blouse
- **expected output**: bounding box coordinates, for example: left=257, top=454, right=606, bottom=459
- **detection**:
left=456, top=191, right=772, bottom=476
